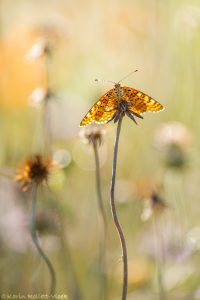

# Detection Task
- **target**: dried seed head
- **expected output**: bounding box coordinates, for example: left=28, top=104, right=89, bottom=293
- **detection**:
left=16, top=154, right=54, bottom=191
left=79, top=125, right=106, bottom=146
left=29, top=87, right=48, bottom=107
left=154, top=122, right=191, bottom=169
left=154, top=121, right=192, bottom=149
left=25, top=38, right=53, bottom=61
left=141, top=192, right=167, bottom=221
left=165, top=143, right=187, bottom=169
left=28, top=87, right=55, bottom=108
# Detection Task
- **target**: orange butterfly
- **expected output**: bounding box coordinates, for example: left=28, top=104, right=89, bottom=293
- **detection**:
left=80, top=76, right=164, bottom=127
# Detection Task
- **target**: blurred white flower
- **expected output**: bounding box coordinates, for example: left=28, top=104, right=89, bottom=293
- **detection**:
left=25, top=38, right=52, bottom=61
left=141, top=192, right=167, bottom=222
left=28, top=87, right=47, bottom=108
left=154, top=121, right=191, bottom=149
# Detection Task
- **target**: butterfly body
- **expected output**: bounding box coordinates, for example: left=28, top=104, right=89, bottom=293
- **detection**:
left=80, top=82, right=164, bottom=127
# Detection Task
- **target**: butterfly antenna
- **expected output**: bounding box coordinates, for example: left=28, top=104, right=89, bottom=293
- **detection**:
left=118, top=69, right=138, bottom=84
left=95, top=78, right=116, bottom=85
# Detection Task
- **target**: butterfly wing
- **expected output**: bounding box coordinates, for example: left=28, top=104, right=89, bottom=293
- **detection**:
left=122, top=86, right=164, bottom=115
left=80, top=89, right=117, bottom=126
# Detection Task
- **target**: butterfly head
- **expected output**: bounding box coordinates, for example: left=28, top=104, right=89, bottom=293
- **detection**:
left=114, top=82, right=123, bottom=99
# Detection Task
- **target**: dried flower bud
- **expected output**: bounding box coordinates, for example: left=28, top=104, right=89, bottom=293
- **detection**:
left=141, top=192, right=167, bottom=221
left=29, top=87, right=47, bottom=107
left=79, top=125, right=106, bottom=146
left=25, top=38, right=53, bottom=61
left=16, top=154, right=54, bottom=191
left=28, top=87, right=54, bottom=108
left=165, top=143, right=186, bottom=169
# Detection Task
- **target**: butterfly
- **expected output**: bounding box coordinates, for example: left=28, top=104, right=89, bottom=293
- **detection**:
left=80, top=78, right=164, bottom=127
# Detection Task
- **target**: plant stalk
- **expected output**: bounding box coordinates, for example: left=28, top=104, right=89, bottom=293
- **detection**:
left=110, top=116, right=128, bottom=300
left=153, top=217, right=166, bottom=300
left=93, top=140, right=108, bottom=300
left=43, top=49, right=53, bottom=153
left=31, top=184, right=56, bottom=294
left=93, top=140, right=107, bottom=229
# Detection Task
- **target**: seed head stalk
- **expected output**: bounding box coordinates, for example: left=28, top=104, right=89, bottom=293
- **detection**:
left=93, top=140, right=107, bottom=229
left=92, top=139, right=108, bottom=300
left=43, top=46, right=53, bottom=154
left=153, top=216, right=166, bottom=300
left=110, top=116, right=128, bottom=300
left=31, top=184, right=56, bottom=294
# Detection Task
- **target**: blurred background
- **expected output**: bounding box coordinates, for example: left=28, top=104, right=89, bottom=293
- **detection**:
left=1, top=0, right=200, bottom=299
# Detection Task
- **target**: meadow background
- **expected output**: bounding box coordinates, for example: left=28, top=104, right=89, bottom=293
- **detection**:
left=1, top=0, right=200, bottom=299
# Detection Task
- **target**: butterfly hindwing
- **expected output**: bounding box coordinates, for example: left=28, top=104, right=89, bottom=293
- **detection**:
left=122, top=86, right=164, bottom=115
left=80, top=84, right=164, bottom=126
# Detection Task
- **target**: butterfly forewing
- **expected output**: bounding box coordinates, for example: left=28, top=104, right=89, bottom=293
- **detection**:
left=80, top=89, right=117, bottom=126
left=80, top=84, right=164, bottom=127
left=122, top=86, right=164, bottom=115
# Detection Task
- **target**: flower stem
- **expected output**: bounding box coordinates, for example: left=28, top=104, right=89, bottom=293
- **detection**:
left=153, top=217, right=166, bottom=300
left=110, top=116, right=128, bottom=300
left=31, top=184, right=56, bottom=294
left=92, top=140, right=108, bottom=300
left=93, top=140, right=107, bottom=229
left=43, top=50, right=53, bottom=153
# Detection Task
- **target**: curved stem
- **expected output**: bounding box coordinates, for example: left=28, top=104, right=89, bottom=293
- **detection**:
left=31, top=185, right=56, bottom=294
left=93, top=140, right=107, bottom=229
left=92, top=140, right=108, bottom=300
left=110, top=116, right=128, bottom=300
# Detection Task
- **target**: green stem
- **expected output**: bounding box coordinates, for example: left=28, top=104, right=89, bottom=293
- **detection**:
left=110, top=116, right=128, bottom=300
left=92, top=140, right=108, bottom=300
left=153, top=217, right=165, bottom=300
left=31, top=184, right=56, bottom=294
